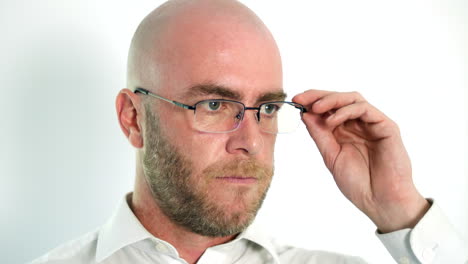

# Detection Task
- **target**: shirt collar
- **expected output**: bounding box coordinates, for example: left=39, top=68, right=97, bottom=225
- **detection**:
left=238, top=222, right=281, bottom=264
left=95, top=192, right=153, bottom=262
left=96, top=192, right=280, bottom=264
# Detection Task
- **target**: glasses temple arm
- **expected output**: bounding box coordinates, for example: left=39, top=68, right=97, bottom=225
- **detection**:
left=293, top=104, right=308, bottom=113
left=134, top=87, right=195, bottom=110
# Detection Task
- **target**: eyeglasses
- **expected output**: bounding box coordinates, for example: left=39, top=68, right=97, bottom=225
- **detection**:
left=134, top=87, right=307, bottom=134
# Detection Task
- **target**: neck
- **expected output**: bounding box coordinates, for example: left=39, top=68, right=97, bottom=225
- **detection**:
left=131, top=167, right=236, bottom=264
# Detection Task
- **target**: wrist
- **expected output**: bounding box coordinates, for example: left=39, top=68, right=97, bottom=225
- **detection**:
left=373, top=196, right=431, bottom=233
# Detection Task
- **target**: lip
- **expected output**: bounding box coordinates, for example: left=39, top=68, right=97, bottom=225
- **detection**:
left=215, top=176, right=258, bottom=184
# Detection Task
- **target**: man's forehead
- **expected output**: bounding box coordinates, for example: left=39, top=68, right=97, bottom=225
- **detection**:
left=127, top=0, right=282, bottom=89
left=181, top=83, right=287, bottom=103
left=128, top=0, right=283, bottom=107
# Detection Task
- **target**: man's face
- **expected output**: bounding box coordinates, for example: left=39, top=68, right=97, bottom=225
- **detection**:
left=142, top=105, right=273, bottom=237
left=140, top=15, right=283, bottom=237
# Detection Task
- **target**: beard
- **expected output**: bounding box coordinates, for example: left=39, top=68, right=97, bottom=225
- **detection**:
left=142, top=104, right=273, bottom=237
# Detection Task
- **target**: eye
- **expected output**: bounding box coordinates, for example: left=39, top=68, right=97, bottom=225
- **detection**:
left=262, top=104, right=279, bottom=115
left=199, top=100, right=224, bottom=111
left=208, top=101, right=221, bottom=111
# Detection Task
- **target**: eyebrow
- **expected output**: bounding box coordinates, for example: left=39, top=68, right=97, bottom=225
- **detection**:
left=184, top=83, right=242, bottom=100
left=184, top=83, right=287, bottom=104
left=256, top=91, right=287, bottom=104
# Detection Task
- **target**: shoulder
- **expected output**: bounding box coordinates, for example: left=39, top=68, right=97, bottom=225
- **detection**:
left=243, top=223, right=368, bottom=264
left=273, top=241, right=367, bottom=264
left=29, top=229, right=100, bottom=264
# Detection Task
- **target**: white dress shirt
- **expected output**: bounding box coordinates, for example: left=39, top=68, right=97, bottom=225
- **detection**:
left=30, top=193, right=467, bottom=264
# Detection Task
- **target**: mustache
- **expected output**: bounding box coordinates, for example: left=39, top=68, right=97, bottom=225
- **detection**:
left=202, top=159, right=273, bottom=180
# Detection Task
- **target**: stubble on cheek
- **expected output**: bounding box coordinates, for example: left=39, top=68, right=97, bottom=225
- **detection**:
left=142, top=103, right=275, bottom=236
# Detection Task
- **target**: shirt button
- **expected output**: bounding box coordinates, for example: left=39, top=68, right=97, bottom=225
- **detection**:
left=422, top=248, right=435, bottom=262
left=422, top=243, right=438, bottom=263
left=155, top=243, right=169, bottom=253
left=398, top=256, right=410, bottom=264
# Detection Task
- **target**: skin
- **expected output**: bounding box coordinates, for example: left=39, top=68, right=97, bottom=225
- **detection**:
left=117, top=0, right=281, bottom=262
left=115, top=0, right=430, bottom=263
left=292, top=91, right=430, bottom=233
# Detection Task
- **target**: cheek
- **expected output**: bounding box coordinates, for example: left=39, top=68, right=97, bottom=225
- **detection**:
left=162, top=112, right=277, bottom=173
left=262, top=134, right=276, bottom=162
left=165, top=131, right=229, bottom=175
left=187, top=134, right=228, bottom=172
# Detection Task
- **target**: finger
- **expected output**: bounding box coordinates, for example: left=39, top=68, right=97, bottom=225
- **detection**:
left=301, top=112, right=341, bottom=170
left=326, top=101, right=386, bottom=127
left=311, top=91, right=366, bottom=114
left=292, top=89, right=335, bottom=109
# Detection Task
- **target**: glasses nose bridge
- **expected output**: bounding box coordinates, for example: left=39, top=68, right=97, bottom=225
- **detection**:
left=232, top=106, right=262, bottom=134
left=243, top=106, right=261, bottom=122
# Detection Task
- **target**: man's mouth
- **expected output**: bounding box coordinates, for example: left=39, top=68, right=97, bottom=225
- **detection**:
left=215, top=176, right=258, bottom=184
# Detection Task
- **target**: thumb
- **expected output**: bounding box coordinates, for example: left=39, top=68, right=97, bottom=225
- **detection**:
left=302, top=112, right=340, bottom=171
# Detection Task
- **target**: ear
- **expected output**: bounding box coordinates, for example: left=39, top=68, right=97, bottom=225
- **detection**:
left=116, top=89, right=144, bottom=148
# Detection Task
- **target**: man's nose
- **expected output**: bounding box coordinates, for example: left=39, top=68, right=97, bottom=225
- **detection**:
left=225, top=111, right=263, bottom=156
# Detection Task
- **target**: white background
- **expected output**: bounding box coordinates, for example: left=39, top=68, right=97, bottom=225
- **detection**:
left=1, top=1, right=467, bottom=263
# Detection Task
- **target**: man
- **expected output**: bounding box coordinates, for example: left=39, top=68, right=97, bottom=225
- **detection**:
left=31, top=0, right=466, bottom=263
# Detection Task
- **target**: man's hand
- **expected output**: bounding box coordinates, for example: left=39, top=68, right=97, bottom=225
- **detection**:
left=292, top=90, right=430, bottom=233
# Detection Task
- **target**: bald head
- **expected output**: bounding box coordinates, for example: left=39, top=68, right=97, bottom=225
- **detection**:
left=122, top=0, right=284, bottom=242
left=126, top=0, right=282, bottom=94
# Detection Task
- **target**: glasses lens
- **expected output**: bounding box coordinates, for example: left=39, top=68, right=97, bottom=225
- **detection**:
left=193, top=100, right=303, bottom=134
left=194, top=100, right=244, bottom=133
left=259, top=102, right=303, bottom=134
